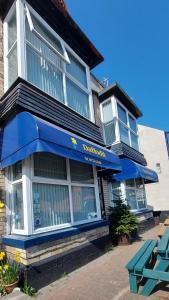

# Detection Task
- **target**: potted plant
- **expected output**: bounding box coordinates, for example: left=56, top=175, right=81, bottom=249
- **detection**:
left=0, top=251, right=21, bottom=294
left=109, top=195, right=138, bottom=245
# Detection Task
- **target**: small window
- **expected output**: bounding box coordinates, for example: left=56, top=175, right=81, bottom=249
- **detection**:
left=66, top=51, right=87, bottom=87
left=13, top=161, right=22, bottom=181
left=34, top=153, right=67, bottom=180
left=130, top=132, right=139, bottom=151
left=117, top=103, right=127, bottom=125
left=13, top=183, right=24, bottom=230
left=102, top=100, right=113, bottom=123
left=104, top=121, right=116, bottom=145
left=119, top=123, right=130, bottom=145
left=72, top=186, right=97, bottom=222
left=70, top=160, right=94, bottom=184
left=129, top=115, right=137, bottom=133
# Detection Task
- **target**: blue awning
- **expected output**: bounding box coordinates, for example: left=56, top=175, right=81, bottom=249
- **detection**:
left=112, top=158, right=158, bottom=183
left=0, top=112, right=121, bottom=171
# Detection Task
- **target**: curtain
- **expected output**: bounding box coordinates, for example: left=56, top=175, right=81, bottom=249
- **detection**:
left=104, top=121, right=116, bottom=145
left=66, top=78, right=90, bottom=119
left=34, top=153, right=67, bottom=180
left=33, top=183, right=70, bottom=230
left=72, top=186, right=97, bottom=222
left=70, top=160, right=94, bottom=184
left=13, top=183, right=24, bottom=230
left=66, top=51, right=87, bottom=87
left=102, top=100, right=113, bottom=123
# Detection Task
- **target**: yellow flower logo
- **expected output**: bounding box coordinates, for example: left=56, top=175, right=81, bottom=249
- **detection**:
left=71, top=137, right=77, bottom=145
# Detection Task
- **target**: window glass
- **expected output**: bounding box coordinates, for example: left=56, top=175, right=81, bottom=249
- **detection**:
left=8, top=44, right=18, bottom=88
left=34, top=153, right=67, bottom=180
left=119, top=123, right=130, bottom=145
left=72, top=186, right=97, bottom=222
left=112, top=182, right=121, bottom=202
left=70, top=160, right=94, bottom=184
left=104, top=121, right=116, bottom=145
left=129, top=115, right=137, bottom=133
left=8, top=11, right=17, bottom=50
left=126, top=188, right=138, bottom=210
left=102, top=100, right=113, bottom=123
left=13, top=161, right=22, bottom=181
left=13, top=183, right=24, bottom=230
left=26, top=45, right=64, bottom=102
left=66, top=78, right=90, bottom=119
left=31, top=14, right=64, bottom=55
left=130, top=132, right=139, bottom=151
left=66, top=51, right=87, bottom=87
left=117, top=103, right=127, bottom=124
left=33, top=183, right=70, bottom=230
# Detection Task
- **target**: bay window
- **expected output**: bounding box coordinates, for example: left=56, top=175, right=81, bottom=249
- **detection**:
left=4, top=1, right=93, bottom=121
left=101, top=97, right=139, bottom=151
left=7, top=153, right=101, bottom=235
left=111, top=179, right=147, bottom=211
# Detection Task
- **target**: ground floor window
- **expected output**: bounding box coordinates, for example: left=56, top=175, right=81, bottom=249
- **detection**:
left=110, top=178, right=147, bottom=211
left=6, top=153, right=101, bottom=235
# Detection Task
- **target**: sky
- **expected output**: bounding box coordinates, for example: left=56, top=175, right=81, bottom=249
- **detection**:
left=66, top=0, right=169, bottom=131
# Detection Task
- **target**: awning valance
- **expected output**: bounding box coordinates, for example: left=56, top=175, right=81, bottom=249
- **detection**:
left=112, top=158, right=158, bottom=183
left=0, top=112, right=121, bottom=171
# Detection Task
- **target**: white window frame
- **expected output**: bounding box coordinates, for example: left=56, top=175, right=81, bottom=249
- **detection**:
left=110, top=179, right=147, bottom=212
left=3, top=0, right=95, bottom=123
left=100, top=96, right=139, bottom=150
left=6, top=155, right=101, bottom=235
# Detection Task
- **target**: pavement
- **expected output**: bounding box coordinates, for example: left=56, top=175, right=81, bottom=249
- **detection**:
left=6, top=225, right=169, bottom=300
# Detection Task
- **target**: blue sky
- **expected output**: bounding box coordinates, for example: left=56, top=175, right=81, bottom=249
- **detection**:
left=66, top=0, right=169, bottom=131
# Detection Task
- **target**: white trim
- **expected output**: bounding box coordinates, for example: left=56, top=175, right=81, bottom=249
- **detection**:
left=16, top=0, right=26, bottom=78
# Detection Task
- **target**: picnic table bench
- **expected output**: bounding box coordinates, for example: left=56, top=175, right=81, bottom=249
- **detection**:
left=126, top=238, right=169, bottom=296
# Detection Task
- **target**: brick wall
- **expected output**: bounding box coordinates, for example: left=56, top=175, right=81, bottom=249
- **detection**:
left=5, top=225, right=109, bottom=266
left=0, top=170, right=6, bottom=238
left=0, top=18, right=4, bottom=98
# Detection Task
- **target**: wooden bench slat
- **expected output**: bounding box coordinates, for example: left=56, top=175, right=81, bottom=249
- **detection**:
left=125, top=240, right=152, bottom=271
left=143, top=268, right=169, bottom=281
left=140, top=260, right=169, bottom=296
left=158, top=236, right=169, bottom=253
left=134, top=240, right=157, bottom=273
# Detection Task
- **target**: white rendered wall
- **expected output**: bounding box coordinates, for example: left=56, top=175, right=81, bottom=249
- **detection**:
left=138, top=124, right=169, bottom=211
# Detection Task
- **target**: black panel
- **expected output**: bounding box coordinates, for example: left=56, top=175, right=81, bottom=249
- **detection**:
left=0, top=78, right=104, bottom=145
left=111, top=142, right=147, bottom=165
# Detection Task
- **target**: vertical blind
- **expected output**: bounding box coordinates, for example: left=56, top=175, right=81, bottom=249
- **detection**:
left=33, top=183, right=70, bottom=229
left=13, top=183, right=24, bottom=230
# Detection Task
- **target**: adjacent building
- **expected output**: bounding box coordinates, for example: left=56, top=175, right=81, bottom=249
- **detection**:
left=138, top=124, right=169, bottom=216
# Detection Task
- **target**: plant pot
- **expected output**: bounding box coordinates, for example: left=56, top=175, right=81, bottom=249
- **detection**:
left=118, top=234, right=132, bottom=245
left=4, top=279, right=19, bottom=294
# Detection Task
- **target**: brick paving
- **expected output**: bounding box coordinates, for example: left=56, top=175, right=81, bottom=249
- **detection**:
left=6, top=225, right=169, bottom=300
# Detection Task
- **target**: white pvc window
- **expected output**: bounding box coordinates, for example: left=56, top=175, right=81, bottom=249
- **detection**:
left=4, top=0, right=94, bottom=122
left=7, top=153, right=101, bottom=235
left=110, top=178, right=147, bottom=211
left=100, top=96, right=139, bottom=151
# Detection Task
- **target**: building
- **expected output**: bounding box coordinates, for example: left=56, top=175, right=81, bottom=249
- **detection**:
left=0, top=0, right=158, bottom=288
left=138, top=124, right=169, bottom=216
left=98, top=83, right=158, bottom=224
left=0, top=0, right=122, bottom=288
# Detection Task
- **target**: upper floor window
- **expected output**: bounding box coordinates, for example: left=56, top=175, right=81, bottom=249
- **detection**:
left=4, top=1, right=93, bottom=121
left=101, top=97, right=139, bottom=151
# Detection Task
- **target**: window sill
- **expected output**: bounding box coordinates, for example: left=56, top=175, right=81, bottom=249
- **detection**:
left=2, top=220, right=108, bottom=250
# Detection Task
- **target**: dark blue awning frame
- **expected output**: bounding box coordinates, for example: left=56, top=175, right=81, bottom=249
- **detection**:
left=112, top=158, right=158, bottom=183
left=0, top=112, right=121, bottom=172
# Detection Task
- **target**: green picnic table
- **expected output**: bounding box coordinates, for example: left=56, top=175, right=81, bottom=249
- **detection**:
left=126, top=229, right=169, bottom=297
